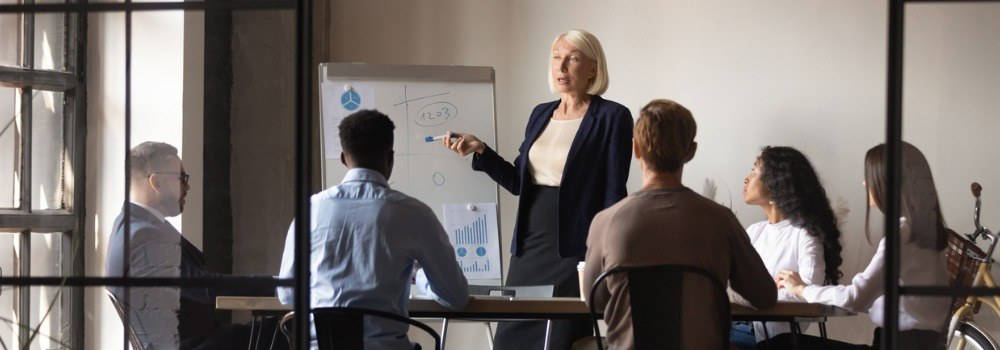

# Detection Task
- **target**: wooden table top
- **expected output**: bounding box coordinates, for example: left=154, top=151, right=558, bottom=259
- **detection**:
left=217, top=296, right=851, bottom=321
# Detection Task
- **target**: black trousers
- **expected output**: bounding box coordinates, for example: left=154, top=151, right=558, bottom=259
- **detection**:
left=757, top=327, right=944, bottom=350
left=493, top=185, right=592, bottom=350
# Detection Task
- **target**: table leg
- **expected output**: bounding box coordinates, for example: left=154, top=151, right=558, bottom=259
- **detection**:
left=789, top=322, right=800, bottom=350
left=543, top=320, right=553, bottom=350
left=248, top=315, right=259, bottom=350
left=761, top=322, right=770, bottom=350
left=255, top=316, right=265, bottom=350
left=819, top=322, right=828, bottom=339
left=484, top=322, right=494, bottom=350
left=440, top=318, right=449, bottom=350
left=269, top=317, right=282, bottom=350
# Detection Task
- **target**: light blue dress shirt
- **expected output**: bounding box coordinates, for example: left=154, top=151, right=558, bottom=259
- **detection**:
left=277, top=168, right=469, bottom=350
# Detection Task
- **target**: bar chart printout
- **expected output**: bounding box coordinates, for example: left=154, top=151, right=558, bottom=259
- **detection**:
left=443, top=203, right=501, bottom=279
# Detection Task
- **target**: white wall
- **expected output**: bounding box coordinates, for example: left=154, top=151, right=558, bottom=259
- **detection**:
left=904, top=3, right=1000, bottom=237
left=327, top=0, right=1000, bottom=347
left=85, top=10, right=201, bottom=350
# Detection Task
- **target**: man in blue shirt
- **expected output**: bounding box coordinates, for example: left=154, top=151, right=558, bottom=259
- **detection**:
left=277, top=109, right=469, bottom=350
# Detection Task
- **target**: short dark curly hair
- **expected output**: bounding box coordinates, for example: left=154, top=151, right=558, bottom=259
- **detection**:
left=338, top=109, right=395, bottom=165
left=759, top=146, right=844, bottom=285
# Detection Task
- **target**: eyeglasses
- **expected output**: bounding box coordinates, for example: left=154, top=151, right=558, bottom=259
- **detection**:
left=149, top=171, right=190, bottom=184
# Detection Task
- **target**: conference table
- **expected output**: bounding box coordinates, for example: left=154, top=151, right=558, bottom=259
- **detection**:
left=217, top=295, right=852, bottom=350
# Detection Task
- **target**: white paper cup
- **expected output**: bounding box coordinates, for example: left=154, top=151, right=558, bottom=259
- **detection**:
left=577, top=261, right=587, bottom=301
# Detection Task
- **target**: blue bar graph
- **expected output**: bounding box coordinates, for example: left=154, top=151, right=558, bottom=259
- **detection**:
left=454, top=215, right=488, bottom=245
left=448, top=207, right=499, bottom=278
left=461, top=259, right=491, bottom=273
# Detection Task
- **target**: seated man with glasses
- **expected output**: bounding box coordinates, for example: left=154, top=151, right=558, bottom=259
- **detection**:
left=277, top=109, right=469, bottom=350
left=105, top=141, right=282, bottom=350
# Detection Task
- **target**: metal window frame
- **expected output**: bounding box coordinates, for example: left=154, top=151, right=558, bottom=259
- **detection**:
left=6, top=1, right=996, bottom=350
left=7, top=1, right=998, bottom=350
left=885, top=1, right=1000, bottom=349
left=0, top=1, right=85, bottom=348
left=1, top=1, right=310, bottom=350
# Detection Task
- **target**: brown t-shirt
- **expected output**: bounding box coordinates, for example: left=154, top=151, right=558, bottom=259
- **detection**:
left=583, top=187, right=777, bottom=350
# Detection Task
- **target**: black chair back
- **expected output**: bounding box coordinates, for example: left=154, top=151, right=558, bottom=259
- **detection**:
left=589, top=264, right=731, bottom=350
left=312, top=307, right=441, bottom=350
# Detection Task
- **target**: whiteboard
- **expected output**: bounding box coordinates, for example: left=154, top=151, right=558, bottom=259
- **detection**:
left=318, top=63, right=502, bottom=280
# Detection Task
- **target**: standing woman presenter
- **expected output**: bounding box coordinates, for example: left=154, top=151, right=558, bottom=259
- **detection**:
left=443, top=29, right=633, bottom=349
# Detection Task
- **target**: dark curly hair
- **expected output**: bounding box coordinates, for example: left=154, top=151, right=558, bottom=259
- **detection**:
left=758, top=146, right=844, bottom=285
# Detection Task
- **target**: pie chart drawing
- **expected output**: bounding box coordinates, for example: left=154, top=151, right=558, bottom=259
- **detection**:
left=341, top=90, right=361, bottom=111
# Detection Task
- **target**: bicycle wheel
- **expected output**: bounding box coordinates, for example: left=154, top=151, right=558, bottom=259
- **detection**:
left=950, top=321, right=998, bottom=350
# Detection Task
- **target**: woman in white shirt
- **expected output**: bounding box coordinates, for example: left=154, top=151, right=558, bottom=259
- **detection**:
left=730, top=146, right=844, bottom=349
left=774, top=142, right=951, bottom=350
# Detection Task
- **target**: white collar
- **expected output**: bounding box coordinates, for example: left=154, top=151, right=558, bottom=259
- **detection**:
left=341, top=168, right=389, bottom=187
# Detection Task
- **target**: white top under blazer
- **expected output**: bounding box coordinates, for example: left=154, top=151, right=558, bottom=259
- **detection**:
left=528, top=117, right=583, bottom=186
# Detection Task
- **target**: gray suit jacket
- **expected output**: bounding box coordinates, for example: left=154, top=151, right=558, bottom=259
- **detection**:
left=106, top=203, right=275, bottom=349
left=106, top=203, right=184, bottom=349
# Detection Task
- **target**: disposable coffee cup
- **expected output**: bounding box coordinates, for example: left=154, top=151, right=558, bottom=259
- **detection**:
left=577, top=261, right=587, bottom=301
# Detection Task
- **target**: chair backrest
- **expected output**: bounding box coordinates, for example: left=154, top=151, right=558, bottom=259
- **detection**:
left=106, top=292, right=148, bottom=350
left=589, top=264, right=730, bottom=350
left=312, top=307, right=441, bottom=350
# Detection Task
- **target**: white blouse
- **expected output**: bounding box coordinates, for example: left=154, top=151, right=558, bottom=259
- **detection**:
left=745, top=220, right=826, bottom=341
left=801, top=234, right=951, bottom=332
left=528, top=117, right=583, bottom=186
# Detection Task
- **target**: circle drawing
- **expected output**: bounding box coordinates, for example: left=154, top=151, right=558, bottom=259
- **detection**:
left=341, top=90, right=361, bottom=111
left=432, top=172, right=446, bottom=186
left=476, top=247, right=487, bottom=257
left=457, top=247, right=467, bottom=257
left=415, top=102, right=458, bottom=127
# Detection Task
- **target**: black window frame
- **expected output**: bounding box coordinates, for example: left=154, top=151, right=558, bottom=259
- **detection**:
left=0, top=1, right=310, bottom=349
left=884, top=0, right=1000, bottom=349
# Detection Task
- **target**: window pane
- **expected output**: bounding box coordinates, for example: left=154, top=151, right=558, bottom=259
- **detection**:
left=26, top=287, right=68, bottom=350
left=0, top=233, right=16, bottom=348
left=31, top=90, right=64, bottom=210
left=29, top=232, right=62, bottom=276
left=0, top=14, right=17, bottom=67
left=33, top=13, right=66, bottom=72
left=29, top=233, right=65, bottom=350
left=0, top=87, right=16, bottom=208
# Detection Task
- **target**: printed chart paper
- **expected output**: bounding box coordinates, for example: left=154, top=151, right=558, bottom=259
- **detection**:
left=443, top=202, right=501, bottom=279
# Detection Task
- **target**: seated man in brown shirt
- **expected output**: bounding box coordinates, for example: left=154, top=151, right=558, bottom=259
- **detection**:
left=582, top=99, right=777, bottom=350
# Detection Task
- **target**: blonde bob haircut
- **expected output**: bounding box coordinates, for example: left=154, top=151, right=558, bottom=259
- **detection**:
left=548, top=29, right=609, bottom=96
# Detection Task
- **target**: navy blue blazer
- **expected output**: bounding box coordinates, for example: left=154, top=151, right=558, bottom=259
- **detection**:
left=472, top=95, right=633, bottom=258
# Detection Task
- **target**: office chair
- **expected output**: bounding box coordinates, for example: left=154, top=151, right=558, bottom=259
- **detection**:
left=312, top=307, right=441, bottom=350
left=588, top=264, right=731, bottom=350
left=107, top=292, right=148, bottom=350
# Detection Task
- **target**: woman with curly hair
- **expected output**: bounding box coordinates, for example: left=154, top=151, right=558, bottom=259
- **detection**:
left=773, top=142, right=951, bottom=350
left=730, top=146, right=844, bottom=349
